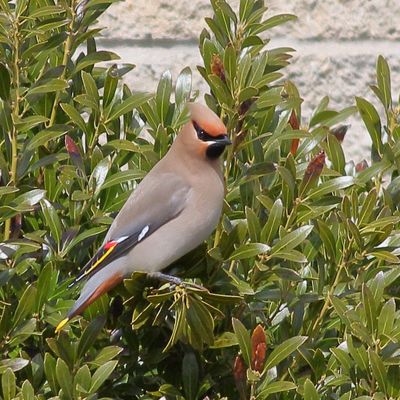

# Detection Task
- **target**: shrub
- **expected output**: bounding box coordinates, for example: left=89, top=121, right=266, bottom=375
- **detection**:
left=1, top=0, right=400, bottom=399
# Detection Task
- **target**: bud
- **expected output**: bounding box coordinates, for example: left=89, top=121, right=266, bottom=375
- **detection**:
left=330, top=125, right=349, bottom=143
left=289, top=110, right=300, bottom=130
left=289, top=110, right=300, bottom=155
left=65, top=134, right=80, bottom=156
left=299, top=151, right=325, bottom=196
left=233, top=354, right=246, bottom=383
left=251, top=324, right=266, bottom=372
left=211, top=53, right=225, bottom=82
left=356, top=159, right=368, bottom=172
left=65, top=135, right=84, bottom=172
left=233, top=354, right=247, bottom=399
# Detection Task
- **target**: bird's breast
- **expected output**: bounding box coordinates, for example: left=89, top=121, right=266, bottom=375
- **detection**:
left=125, top=175, right=224, bottom=273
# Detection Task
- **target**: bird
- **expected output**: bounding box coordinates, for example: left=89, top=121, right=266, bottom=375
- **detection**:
left=55, top=102, right=231, bottom=333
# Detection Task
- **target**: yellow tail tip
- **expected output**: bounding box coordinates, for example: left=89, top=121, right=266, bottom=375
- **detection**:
left=55, top=318, right=69, bottom=333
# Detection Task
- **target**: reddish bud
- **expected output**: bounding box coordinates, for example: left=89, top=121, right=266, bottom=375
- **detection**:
left=65, top=135, right=80, bottom=156
left=303, top=151, right=325, bottom=182
left=290, top=139, right=300, bottom=156
left=233, top=354, right=246, bottom=383
left=253, top=343, right=266, bottom=372
left=299, top=151, right=326, bottom=196
left=330, top=125, right=349, bottom=143
left=211, top=53, right=225, bottom=82
left=289, top=110, right=300, bottom=155
left=251, top=324, right=266, bottom=372
left=289, top=110, right=300, bottom=130
left=356, top=159, right=368, bottom=172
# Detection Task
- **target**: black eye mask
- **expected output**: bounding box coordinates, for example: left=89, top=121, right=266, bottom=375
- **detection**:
left=192, top=121, right=226, bottom=142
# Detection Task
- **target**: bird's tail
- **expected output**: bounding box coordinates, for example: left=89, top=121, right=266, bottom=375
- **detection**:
left=55, top=268, right=123, bottom=333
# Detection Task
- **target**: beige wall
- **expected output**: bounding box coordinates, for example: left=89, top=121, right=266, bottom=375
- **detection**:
left=99, top=1, right=400, bottom=162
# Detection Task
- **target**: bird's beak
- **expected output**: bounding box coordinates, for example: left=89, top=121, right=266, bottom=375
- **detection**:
left=214, top=134, right=232, bottom=146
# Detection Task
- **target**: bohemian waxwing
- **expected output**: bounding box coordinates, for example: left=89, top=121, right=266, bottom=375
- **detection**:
left=55, top=102, right=230, bottom=332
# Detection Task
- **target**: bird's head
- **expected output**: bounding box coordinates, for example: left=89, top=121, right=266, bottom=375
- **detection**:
left=179, top=102, right=231, bottom=159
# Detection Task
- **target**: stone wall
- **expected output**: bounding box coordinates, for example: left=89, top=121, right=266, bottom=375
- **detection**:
left=98, top=0, right=400, bottom=162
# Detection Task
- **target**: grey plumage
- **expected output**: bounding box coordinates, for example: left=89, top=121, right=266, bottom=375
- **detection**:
left=56, top=102, right=229, bottom=332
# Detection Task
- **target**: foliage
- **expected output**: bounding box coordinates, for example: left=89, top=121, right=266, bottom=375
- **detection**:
left=0, top=0, right=400, bottom=399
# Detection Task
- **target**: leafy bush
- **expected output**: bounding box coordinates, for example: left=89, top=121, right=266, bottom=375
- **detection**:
left=1, top=0, right=400, bottom=399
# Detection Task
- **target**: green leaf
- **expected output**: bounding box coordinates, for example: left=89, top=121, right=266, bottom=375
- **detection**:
left=40, top=199, right=63, bottom=247
left=103, top=64, right=119, bottom=107
left=28, top=5, right=65, bottom=18
left=322, top=106, right=357, bottom=128
left=156, top=70, right=172, bottom=124
left=44, top=354, right=58, bottom=394
left=228, top=243, right=270, bottom=260
left=246, top=206, right=260, bottom=242
left=101, top=169, right=145, bottom=191
left=355, top=97, right=382, bottom=155
left=0, top=187, right=19, bottom=197
left=15, top=115, right=49, bottom=132
left=270, top=225, right=313, bottom=255
left=367, top=250, right=400, bottom=264
left=263, top=336, right=307, bottom=372
left=239, top=0, right=255, bottom=21
left=331, top=348, right=352, bottom=374
left=74, top=93, right=99, bottom=111
left=0, top=63, right=10, bottom=101
left=253, top=13, right=297, bottom=33
left=317, top=220, right=336, bottom=260
left=175, top=67, right=192, bottom=107
left=106, top=92, right=152, bottom=122
left=307, top=177, right=354, bottom=199
left=21, top=380, right=34, bottom=400
left=75, top=51, right=120, bottom=73
left=82, top=70, right=99, bottom=105
left=223, top=45, right=237, bottom=83
left=105, top=139, right=142, bottom=153
left=376, top=55, right=391, bottom=109
left=91, top=346, right=123, bottom=367
left=272, top=249, right=307, bottom=263
left=75, top=365, right=91, bottom=394
left=35, top=262, right=55, bottom=312
left=26, top=124, right=72, bottom=150
left=303, top=379, right=320, bottom=400
left=362, top=284, right=377, bottom=333
left=61, top=103, right=87, bottom=133
left=64, top=226, right=108, bottom=253
left=182, top=353, right=199, bottom=400
left=257, top=381, right=297, bottom=399
left=90, top=158, right=110, bottom=195
left=326, top=133, right=345, bottom=174
left=369, top=349, right=388, bottom=394
left=27, top=78, right=68, bottom=96
left=261, top=198, right=283, bottom=244
left=359, top=189, right=377, bottom=225
left=78, top=316, right=106, bottom=359
left=0, top=359, right=29, bottom=374
left=360, top=216, right=400, bottom=233
left=56, top=358, right=73, bottom=400
left=13, top=284, right=36, bottom=328
left=378, top=298, right=395, bottom=337
left=186, top=298, right=214, bottom=347
left=89, top=360, right=118, bottom=393
left=2, top=368, right=16, bottom=400
left=232, top=318, right=252, bottom=367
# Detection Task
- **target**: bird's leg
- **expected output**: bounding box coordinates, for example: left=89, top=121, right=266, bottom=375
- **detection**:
left=147, top=272, right=208, bottom=291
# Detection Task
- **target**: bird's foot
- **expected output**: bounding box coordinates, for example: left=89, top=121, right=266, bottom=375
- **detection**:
left=147, top=272, right=208, bottom=292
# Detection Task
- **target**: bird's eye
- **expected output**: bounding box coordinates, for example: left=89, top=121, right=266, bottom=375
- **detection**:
left=193, top=121, right=213, bottom=141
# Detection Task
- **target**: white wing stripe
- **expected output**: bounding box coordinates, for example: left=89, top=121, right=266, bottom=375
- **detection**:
left=138, top=226, right=150, bottom=242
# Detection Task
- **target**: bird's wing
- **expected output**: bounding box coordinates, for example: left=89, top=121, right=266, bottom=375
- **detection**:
left=69, top=172, right=191, bottom=287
